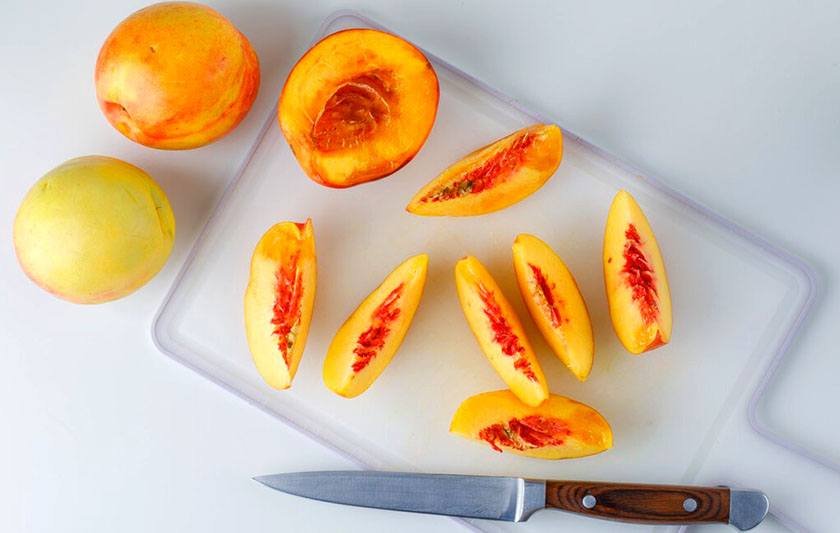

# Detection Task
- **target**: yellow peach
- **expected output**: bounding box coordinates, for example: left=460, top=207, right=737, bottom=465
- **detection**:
left=407, top=124, right=563, bottom=216
left=279, top=29, right=439, bottom=187
left=323, top=254, right=428, bottom=398
left=245, top=220, right=317, bottom=390
left=13, top=156, right=175, bottom=304
left=603, top=190, right=672, bottom=354
left=450, top=390, right=612, bottom=460
left=512, top=234, right=594, bottom=381
left=95, top=2, right=260, bottom=149
left=455, top=256, right=548, bottom=407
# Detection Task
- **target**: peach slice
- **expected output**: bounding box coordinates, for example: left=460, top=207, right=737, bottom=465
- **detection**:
left=455, top=256, right=548, bottom=406
left=603, top=190, right=672, bottom=354
left=279, top=29, right=439, bottom=188
left=450, top=390, right=612, bottom=459
left=512, top=234, right=594, bottom=381
left=244, top=220, right=316, bottom=390
left=407, top=124, right=563, bottom=216
left=323, top=254, right=428, bottom=397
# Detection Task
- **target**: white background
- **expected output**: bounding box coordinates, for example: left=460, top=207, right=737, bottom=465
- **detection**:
left=2, top=1, right=838, bottom=532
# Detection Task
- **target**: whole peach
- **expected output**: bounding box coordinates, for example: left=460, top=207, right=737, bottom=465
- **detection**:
left=13, top=156, right=175, bottom=304
left=95, top=2, right=260, bottom=149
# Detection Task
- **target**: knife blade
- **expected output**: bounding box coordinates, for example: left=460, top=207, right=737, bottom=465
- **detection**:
left=253, top=471, right=768, bottom=530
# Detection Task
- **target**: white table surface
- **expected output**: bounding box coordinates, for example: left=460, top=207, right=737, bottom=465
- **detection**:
left=2, top=1, right=838, bottom=532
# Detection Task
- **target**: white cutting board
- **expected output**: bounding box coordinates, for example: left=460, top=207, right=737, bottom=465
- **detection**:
left=153, top=11, right=838, bottom=533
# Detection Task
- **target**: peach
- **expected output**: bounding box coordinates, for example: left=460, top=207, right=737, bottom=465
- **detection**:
left=279, top=29, right=439, bottom=187
left=95, top=2, right=260, bottom=149
left=244, top=220, right=317, bottom=390
left=13, top=156, right=175, bottom=304
left=323, top=254, right=428, bottom=397
left=603, top=190, right=672, bottom=354
left=455, top=256, right=548, bottom=406
left=407, top=124, right=563, bottom=216
left=512, top=234, right=594, bottom=381
left=450, top=390, right=612, bottom=459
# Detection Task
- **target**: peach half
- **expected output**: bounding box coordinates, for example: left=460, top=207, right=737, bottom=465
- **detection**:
left=279, top=29, right=439, bottom=187
left=512, top=234, right=594, bottom=381
left=603, top=190, right=672, bottom=354
left=455, top=256, right=548, bottom=407
left=13, top=156, right=174, bottom=304
left=244, top=220, right=316, bottom=390
left=96, top=2, right=260, bottom=149
left=450, top=390, right=613, bottom=459
left=407, top=124, right=563, bottom=216
left=323, top=254, right=428, bottom=398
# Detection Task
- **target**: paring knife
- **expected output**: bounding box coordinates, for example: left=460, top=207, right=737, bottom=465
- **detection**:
left=254, top=471, right=769, bottom=530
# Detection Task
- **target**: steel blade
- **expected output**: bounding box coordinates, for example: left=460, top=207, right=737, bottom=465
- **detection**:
left=254, top=471, right=546, bottom=522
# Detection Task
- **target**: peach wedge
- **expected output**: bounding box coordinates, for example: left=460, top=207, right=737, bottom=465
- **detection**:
left=324, top=254, right=428, bottom=398
left=512, top=234, right=594, bottom=381
left=244, top=220, right=317, bottom=390
left=450, top=390, right=612, bottom=459
left=407, top=124, right=563, bottom=216
left=603, top=190, right=672, bottom=354
left=279, top=29, right=439, bottom=188
left=455, top=256, right=548, bottom=406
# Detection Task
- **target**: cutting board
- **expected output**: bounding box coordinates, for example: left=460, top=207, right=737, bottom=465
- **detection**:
left=153, top=11, right=838, bottom=532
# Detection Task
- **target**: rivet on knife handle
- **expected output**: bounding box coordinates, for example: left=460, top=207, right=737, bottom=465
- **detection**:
left=544, top=481, right=768, bottom=530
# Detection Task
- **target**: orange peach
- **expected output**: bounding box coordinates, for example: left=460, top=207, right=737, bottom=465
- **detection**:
left=450, top=390, right=612, bottom=459
left=95, top=2, right=260, bottom=149
left=407, top=124, right=563, bottom=216
left=279, top=29, right=439, bottom=187
left=603, top=190, right=672, bottom=354
left=455, top=256, right=548, bottom=406
left=13, top=156, right=175, bottom=304
left=513, top=234, right=594, bottom=381
left=323, top=254, right=428, bottom=397
left=245, top=220, right=317, bottom=390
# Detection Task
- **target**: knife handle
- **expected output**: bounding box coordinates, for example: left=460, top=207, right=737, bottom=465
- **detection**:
left=545, top=481, right=730, bottom=526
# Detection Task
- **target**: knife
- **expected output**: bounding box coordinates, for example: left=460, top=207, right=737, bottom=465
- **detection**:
left=254, top=471, right=768, bottom=530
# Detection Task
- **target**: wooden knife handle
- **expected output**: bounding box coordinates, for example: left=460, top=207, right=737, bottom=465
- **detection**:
left=545, top=481, right=730, bottom=525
